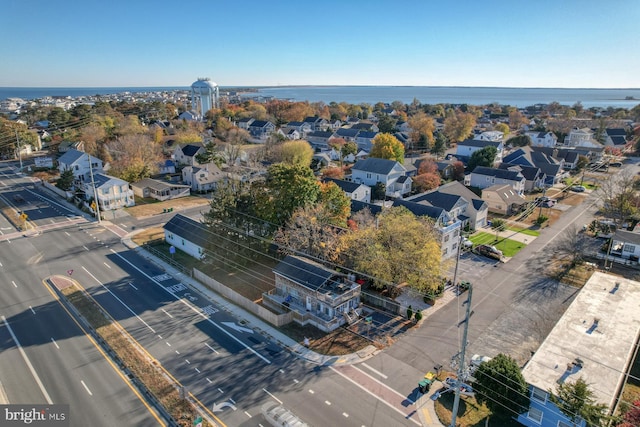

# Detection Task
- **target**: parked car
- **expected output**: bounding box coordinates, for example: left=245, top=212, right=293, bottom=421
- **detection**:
left=461, top=237, right=473, bottom=249
left=536, top=196, right=557, bottom=208
left=470, top=354, right=492, bottom=367
left=609, top=162, right=623, bottom=167
left=571, top=185, right=586, bottom=192
left=473, top=244, right=503, bottom=260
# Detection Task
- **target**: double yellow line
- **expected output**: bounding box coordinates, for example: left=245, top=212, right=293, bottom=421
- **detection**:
left=42, top=276, right=226, bottom=427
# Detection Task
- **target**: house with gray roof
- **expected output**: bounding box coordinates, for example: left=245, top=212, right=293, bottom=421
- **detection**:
left=163, top=214, right=208, bottom=260
left=263, top=255, right=361, bottom=332
left=355, top=131, right=378, bottom=152
left=307, top=131, right=334, bottom=149
left=498, top=163, right=545, bottom=192
left=131, top=178, right=190, bottom=201
left=351, top=158, right=412, bottom=197
left=481, top=184, right=528, bottom=216
left=502, top=146, right=563, bottom=185
left=57, top=148, right=104, bottom=185
left=604, top=128, right=629, bottom=149
left=248, top=120, right=276, bottom=141
left=81, top=173, right=134, bottom=211
left=302, top=116, right=329, bottom=131
left=182, top=163, right=226, bottom=192
left=173, top=144, right=205, bottom=166
left=525, top=131, right=557, bottom=148
left=323, top=178, right=371, bottom=203
left=469, top=166, right=526, bottom=195
left=456, top=139, right=504, bottom=164
left=333, top=127, right=360, bottom=142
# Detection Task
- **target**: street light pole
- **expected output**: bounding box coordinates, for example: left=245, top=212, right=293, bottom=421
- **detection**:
left=14, top=130, right=23, bottom=171
left=449, top=284, right=473, bottom=427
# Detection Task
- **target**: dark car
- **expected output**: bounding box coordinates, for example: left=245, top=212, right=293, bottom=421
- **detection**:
left=609, top=162, right=623, bottom=167
left=473, top=244, right=503, bottom=260
left=571, top=185, right=586, bottom=192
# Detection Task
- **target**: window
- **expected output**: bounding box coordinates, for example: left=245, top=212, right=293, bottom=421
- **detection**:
left=444, top=235, right=449, bottom=242
left=557, top=421, right=571, bottom=427
left=623, top=244, right=635, bottom=253
left=531, top=388, right=547, bottom=403
left=527, top=407, right=543, bottom=423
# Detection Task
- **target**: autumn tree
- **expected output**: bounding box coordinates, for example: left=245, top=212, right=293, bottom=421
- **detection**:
left=550, top=377, right=609, bottom=427
left=494, top=122, right=510, bottom=136
left=443, top=110, right=476, bottom=143
left=473, top=354, right=530, bottom=419
left=452, top=160, right=465, bottom=181
left=619, top=399, right=640, bottom=427
left=413, top=173, right=441, bottom=193
left=508, top=110, right=528, bottom=130
left=370, top=133, right=405, bottom=164
left=339, top=206, right=442, bottom=293
left=377, top=114, right=397, bottom=133
left=418, top=159, right=438, bottom=175
left=467, top=146, right=498, bottom=172
left=220, top=127, right=250, bottom=166
left=106, top=134, right=163, bottom=182
left=273, top=204, right=342, bottom=262
left=318, top=181, right=351, bottom=227
left=274, top=140, right=314, bottom=167
left=597, top=169, right=639, bottom=225
left=408, top=112, right=435, bottom=149
left=321, top=167, right=345, bottom=179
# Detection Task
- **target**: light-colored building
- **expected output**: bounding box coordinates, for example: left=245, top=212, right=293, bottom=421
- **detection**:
left=131, top=178, right=190, bottom=201
left=518, top=272, right=640, bottom=427
left=563, top=128, right=600, bottom=148
left=351, top=157, right=412, bottom=198
left=57, top=148, right=104, bottom=184
left=163, top=214, right=208, bottom=260
left=481, top=184, right=528, bottom=215
left=525, top=131, right=558, bottom=148
left=456, top=139, right=504, bottom=164
left=182, top=163, right=226, bottom=192
left=468, top=166, right=526, bottom=195
left=191, top=78, right=219, bottom=119
left=323, top=178, right=371, bottom=203
left=82, top=173, right=135, bottom=210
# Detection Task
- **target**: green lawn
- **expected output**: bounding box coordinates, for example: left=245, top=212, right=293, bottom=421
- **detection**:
left=470, top=232, right=526, bottom=257
left=506, top=226, right=540, bottom=237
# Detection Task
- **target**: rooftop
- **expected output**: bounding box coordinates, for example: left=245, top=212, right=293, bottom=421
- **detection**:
left=521, top=272, right=640, bottom=409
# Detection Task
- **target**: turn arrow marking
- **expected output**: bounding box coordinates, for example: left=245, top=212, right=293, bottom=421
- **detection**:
left=221, top=321, right=253, bottom=334
left=212, top=400, right=237, bottom=413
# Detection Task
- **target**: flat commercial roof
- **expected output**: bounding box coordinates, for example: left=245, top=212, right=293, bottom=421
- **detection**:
left=522, top=272, right=640, bottom=409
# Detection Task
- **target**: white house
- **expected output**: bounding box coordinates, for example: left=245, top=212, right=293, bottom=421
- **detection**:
left=351, top=157, right=412, bottom=197
left=476, top=131, right=504, bottom=142
left=517, top=272, right=640, bottom=427
left=57, top=148, right=104, bottom=184
left=525, top=131, right=558, bottom=148
left=182, top=162, right=226, bottom=192
left=82, top=173, right=135, bottom=210
left=173, top=144, right=205, bottom=166
left=323, top=178, right=371, bottom=203
left=163, top=214, right=208, bottom=260
left=469, top=166, right=525, bottom=195
left=456, top=139, right=504, bottom=164
left=563, top=128, right=600, bottom=148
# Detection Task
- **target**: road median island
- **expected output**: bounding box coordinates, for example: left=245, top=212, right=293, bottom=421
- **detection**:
left=47, top=275, right=219, bottom=427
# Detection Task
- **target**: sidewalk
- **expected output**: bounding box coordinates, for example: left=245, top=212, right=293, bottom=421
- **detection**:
left=121, top=234, right=448, bottom=426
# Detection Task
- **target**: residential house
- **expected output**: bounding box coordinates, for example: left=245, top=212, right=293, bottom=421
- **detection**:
left=554, top=148, right=580, bottom=170
left=355, top=131, right=378, bottom=152
left=350, top=122, right=379, bottom=133
left=178, top=111, right=197, bottom=121
left=237, top=117, right=254, bottom=130
left=283, top=121, right=312, bottom=136
left=333, top=128, right=359, bottom=142
left=498, top=163, right=545, bottom=192
left=307, top=131, right=334, bottom=150
left=396, top=121, right=410, bottom=133
left=328, top=119, right=342, bottom=131
left=82, top=173, right=135, bottom=211
left=608, top=229, right=640, bottom=262
left=502, top=146, right=563, bottom=185
left=157, top=159, right=176, bottom=175
left=303, top=116, right=329, bottom=131
left=248, top=120, right=276, bottom=141
left=564, top=127, right=600, bottom=148
left=323, top=178, right=371, bottom=203
left=436, top=161, right=455, bottom=180
left=278, top=128, right=301, bottom=140
left=173, top=144, right=205, bottom=166
left=456, top=139, right=504, bottom=164
left=181, top=162, right=226, bottom=192
left=405, top=181, right=488, bottom=231
left=57, top=148, right=104, bottom=185
left=263, top=255, right=362, bottom=332
left=604, top=128, right=629, bottom=150
left=131, top=178, right=190, bottom=201
left=163, top=214, right=208, bottom=260
left=525, top=131, right=558, bottom=148
left=517, top=272, right=640, bottom=427
left=57, top=140, right=84, bottom=153
left=468, top=166, right=526, bottom=195
left=392, top=199, right=461, bottom=258
left=482, top=184, right=528, bottom=215
left=351, top=157, right=412, bottom=197
left=476, top=131, right=504, bottom=142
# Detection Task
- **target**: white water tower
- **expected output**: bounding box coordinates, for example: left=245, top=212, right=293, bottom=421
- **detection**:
left=190, top=77, right=219, bottom=118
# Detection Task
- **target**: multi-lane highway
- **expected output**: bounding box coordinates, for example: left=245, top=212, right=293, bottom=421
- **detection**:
left=0, top=163, right=420, bottom=427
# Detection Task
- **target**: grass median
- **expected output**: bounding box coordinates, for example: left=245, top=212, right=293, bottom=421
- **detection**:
left=58, top=281, right=213, bottom=427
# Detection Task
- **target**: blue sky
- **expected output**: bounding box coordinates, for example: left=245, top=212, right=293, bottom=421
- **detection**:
left=1, top=0, right=638, bottom=88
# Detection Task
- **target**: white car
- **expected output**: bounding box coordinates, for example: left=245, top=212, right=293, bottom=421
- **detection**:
left=470, top=354, right=492, bottom=367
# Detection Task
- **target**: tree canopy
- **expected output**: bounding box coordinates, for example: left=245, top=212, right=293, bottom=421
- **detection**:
left=473, top=353, right=530, bottom=417
left=339, top=206, right=442, bottom=293
left=467, top=145, right=498, bottom=172
left=550, top=377, right=609, bottom=427
left=443, top=110, right=476, bottom=143
left=370, top=133, right=405, bottom=164
left=276, top=140, right=314, bottom=167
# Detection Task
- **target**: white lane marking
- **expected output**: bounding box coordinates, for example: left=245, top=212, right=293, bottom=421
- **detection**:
left=309, top=389, right=314, bottom=394
left=2, top=316, right=53, bottom=404
left=330, top=366, right=420, bottom=426
left=185, top=359, right=190, bottom=365
left=82, top=266, right=156, bottom=333
left=279, top=369, right=285, bottom=374
left=80, top=380, right=93, bottom=396
left=351, top=365, right=413, bottom=403
left=128, top=282, right=138, bottom=290
left=342, top=412, right=349, bottom=417
left=51, top=338, right=59, bottom=349
left=229, top=398, right=236, bottom=405
left=361, top=362, right=388, bottom=379
left=195, top=368, right=200, bottom=373
left=83, top=245, right=89, bottom=251
left=293, top=379, right=299, bottom=384
left=12, top=281, right=17, bottom=288
left=110, top=249, right=271, bottom=364
left=103, top=262, right=111, bottom=269
left=325, top=400, right=331, bottom=405
left=218, top=388, right=224, bottom=394
left=205, top=343, right=219, bottom=354
left=157, top=334, right=163, bottom=339
left=166, top=342, right=171, bottom=347
left=175, top=350, right=180, bottom=355
left=244, top=411, right=252, bottom=418
left=262, top=388, right=283, bottom=404
left=161, top=308, right=173, bottom=318
left=119, top=224, right=127, bottom=228
left=29, top=306, right=36, bottom=315
left=64, top=232, right=70, bottom=236
left=206, top=378, right=212, bottom=384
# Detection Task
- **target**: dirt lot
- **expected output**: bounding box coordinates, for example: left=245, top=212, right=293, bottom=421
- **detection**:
left=125, top=196, right=210, bottom=218
left=278, top=322, right=376, bottom=355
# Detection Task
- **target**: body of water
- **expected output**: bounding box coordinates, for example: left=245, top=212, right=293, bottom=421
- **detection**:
left=2, top=85, right=639, bottom=109
left=254, top=86, right=640, bottom=109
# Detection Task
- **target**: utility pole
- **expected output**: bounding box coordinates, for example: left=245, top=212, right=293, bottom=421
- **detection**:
left=88, top=155, right=101, bottom=224
left=449, top=284, right=473, bottom=427
left=14, top=130, right=23, bottom=171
